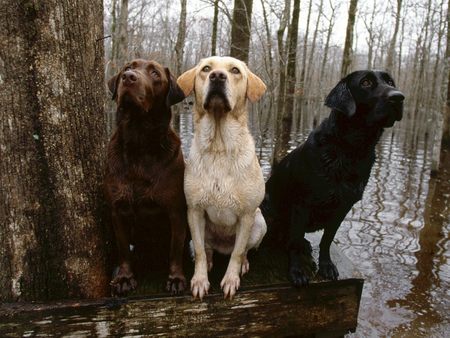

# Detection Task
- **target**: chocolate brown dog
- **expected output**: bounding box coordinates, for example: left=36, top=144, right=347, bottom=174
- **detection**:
left=105, top=59, right=186, bottom=296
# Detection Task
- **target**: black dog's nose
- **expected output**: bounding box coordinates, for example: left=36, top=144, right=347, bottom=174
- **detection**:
left=388, top=91, right=405, bottom=103
left=209, top=71, right=227, bottom=83
left=122, top=70, right=137, bottom=84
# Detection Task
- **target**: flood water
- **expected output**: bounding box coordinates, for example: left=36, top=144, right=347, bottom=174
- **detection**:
left=1, top=103, right=449, bottom=337
left=179, top=102, right=450, bottom=336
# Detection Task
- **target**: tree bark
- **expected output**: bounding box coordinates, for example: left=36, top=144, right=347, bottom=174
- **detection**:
left=441, top=0, right=450, bottom=148
left=298, top=0, right=312, bottom=97
left=306, top=0, right=324, bottom=86
left=114, top=0, right=128, bottom=70
left=341, top=0, right=358, bottom=77
left=211, top=0, right=219, bottom=56
left=385, top=0, right=402, bottom=73
left=0, top=0, right=110, bottom=301
left=229, top=0, right=254, bottom=63
left=273, top=0, right=300, bottom=167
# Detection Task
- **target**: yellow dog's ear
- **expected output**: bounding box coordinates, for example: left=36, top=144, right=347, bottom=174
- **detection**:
left=246, top=69, right=266, bottom=103
left=177, top=67, right=197, bottom=97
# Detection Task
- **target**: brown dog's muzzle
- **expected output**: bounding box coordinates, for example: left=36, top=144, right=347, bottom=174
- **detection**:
left=122, top=70, right=137, bottom=87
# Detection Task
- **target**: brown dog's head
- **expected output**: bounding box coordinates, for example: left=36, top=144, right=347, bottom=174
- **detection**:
left=176, top=56, right=266, bottom=117
left=108, top=59, right=185, bottom=114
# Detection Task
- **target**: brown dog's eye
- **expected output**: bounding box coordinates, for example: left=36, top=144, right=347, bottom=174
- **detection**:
left=151, top=70, right=159, bottom=77
left=361, top=79, right=372, bottom=88
left=202, top=65, right=211, bottom=72
left=231, top=67, right=240, bottom=74
left=124, top=66, right=131, bottom=71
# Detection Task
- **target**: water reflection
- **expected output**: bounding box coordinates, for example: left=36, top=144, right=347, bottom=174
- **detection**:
left=179, top=103, right=449, bottom=336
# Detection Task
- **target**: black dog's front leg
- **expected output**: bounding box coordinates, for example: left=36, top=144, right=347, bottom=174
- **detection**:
left=288, top=205, right=312, bottom=287
left=318, top=210, right=347, bottom=281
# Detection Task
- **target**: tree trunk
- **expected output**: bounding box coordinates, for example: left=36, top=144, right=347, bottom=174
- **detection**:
left=0, top=0, right=110, bottom=301
left=114, top=0, right=128, bottom=70
left=385, top=0, right=402, bottom=73
left=341, top=0, right=358, bottom=77
left=299, top=0, right=312, bottom=97
left=431, top=0, right=450, bottom=174
left=273, top=0, right=300, bottom=167
left=229, top=0, right=254, bottom=63
left=320, top=1, right=337, bottom=79
left=306, top=0, right=323, bottom=87
left=211, top=0, right=219, bottom=56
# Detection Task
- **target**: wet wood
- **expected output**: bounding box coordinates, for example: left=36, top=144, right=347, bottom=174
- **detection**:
left=0, top=233, right=363, bottom=336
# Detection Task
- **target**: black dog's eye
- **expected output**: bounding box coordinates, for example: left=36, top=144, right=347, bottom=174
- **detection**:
left=361, top=79, right=373, bottom=88
left=387, top=79, right=395, bottom=87
left=202, top=65, right=211, bottom=72
left=230, top=67, right=240, bottom=74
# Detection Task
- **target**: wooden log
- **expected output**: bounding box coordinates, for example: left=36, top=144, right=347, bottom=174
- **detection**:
left=0, top=233, right=363, bottom=337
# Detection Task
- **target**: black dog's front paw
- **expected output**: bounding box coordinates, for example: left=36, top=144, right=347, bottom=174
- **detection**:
left=289, top=265, right=310, bottom=287
left=166, top=276, right=186, bottom=295
left=110, top=264, right=137, bottom=297
left=318, top=259, right=339, bottom=280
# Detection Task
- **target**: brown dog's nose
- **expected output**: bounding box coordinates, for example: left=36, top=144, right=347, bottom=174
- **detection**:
left=209, top=70, right=227, bottom=83
left=122, top=70, right=137, bottom=84
left=388, top=91, right=405, bottom=103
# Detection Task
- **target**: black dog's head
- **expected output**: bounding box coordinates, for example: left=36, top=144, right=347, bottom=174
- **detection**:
left=325, top=70, right=405, bottom=128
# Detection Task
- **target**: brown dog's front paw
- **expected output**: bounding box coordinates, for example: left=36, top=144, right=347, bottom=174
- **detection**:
left=110, top=264, right=137, bottom=297
left=166, top=276, right=186, bottom=295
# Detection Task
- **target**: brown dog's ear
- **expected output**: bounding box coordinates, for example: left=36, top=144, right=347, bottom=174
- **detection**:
left=246, top=69, right=266, bottom=103
left=325, top=77, right=356, bottom=117
left=108, top=74, right=120, bottom=100
left=165, top=68, right=185, bottom=106
left=177, top=67, right=197, bottom=97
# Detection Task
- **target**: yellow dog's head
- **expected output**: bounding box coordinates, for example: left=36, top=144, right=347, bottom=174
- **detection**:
left=177, top=56, right=266, bottom=117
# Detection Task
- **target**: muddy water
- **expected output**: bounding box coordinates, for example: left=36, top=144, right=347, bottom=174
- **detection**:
left=179, top=104, right=450, bottom=336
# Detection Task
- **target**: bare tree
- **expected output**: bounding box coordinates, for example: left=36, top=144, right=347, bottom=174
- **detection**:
left=385, top=0, right=403, bottom=73
left=175, top=0, right=188, bottom=76
left=273, top=0, right=300, bottom=167
left=211, top=0, right=220, bottom=55
left=230, top=0, right=254, bottom=63
left=0, top=0, right=109, bottom=301
left=299, top=0, right=313, bottom=97
left=341, top=0, right=358, bottom=76
left=320, top=0, right=338, bottom=79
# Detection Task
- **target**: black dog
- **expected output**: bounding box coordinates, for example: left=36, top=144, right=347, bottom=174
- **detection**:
left=262, top=70, right=404, bottom=286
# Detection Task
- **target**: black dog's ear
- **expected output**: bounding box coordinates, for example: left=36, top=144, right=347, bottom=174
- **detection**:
left=325, top=78, right=356, bottom=117
left=165, top=68, right=185, bottom=106
left=108, top=74, right=120, bottom=100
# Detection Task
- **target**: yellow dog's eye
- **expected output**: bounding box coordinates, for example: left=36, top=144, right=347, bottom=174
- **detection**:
left=231, top=67, right=240, bottom=74
left=202, top=65, right=211, bottom=72
left=361, top=79, right=372, bottom=88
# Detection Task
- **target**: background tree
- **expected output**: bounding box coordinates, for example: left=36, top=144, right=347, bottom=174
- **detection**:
left=230, top=0, right=254, bottom=63
left=273, top=0, right=300, bottom=166
left=341, top=0, right=358, bottom=76
left=0, top=0, right=110, bottom=301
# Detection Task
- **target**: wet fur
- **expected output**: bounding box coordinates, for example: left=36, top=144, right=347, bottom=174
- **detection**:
left=262, top=70, right=404, bottom=286
left=105, top=59, right=187, bottom=296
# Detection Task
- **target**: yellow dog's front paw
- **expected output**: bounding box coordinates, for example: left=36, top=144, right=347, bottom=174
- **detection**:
left=191, top=274, right=210, bottom=300
left=220, top=273, right=240, bottom=299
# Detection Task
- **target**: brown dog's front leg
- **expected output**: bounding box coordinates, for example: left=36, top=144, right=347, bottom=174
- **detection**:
left=167, top=209, right=187, bottom=294
left=110, top=210, right=137, bottom=297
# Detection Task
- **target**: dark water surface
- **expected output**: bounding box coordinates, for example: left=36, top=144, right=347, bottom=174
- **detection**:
left=180, top=105, right=450, bottom=336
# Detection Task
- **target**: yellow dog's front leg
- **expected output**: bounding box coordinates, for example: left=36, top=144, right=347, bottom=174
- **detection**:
left=220, top=212, right=254, bottom=299
left=188, top=207, right=210, bottom=300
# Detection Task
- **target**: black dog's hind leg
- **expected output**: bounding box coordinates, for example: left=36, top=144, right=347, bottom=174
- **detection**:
left=318, top=209, right=347, bottom=280
left=288, top=205, right=313, bottom=287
